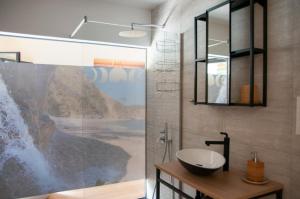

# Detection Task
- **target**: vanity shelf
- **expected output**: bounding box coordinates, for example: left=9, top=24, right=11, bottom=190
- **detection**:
left=194, top=0, right=268, bottom=107
left=155, top=161, right=283, bottom=199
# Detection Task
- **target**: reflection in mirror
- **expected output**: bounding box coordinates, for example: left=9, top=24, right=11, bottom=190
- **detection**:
left=207, top=4, right=230, bottom=104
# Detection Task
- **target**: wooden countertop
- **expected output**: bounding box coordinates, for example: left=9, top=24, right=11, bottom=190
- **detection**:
left=155, top=161, right=283, bottom=199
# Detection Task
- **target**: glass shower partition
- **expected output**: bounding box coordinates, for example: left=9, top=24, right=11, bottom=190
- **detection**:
left=81, top=45, right=146, bottom=190
left=0, top=35, right=146, bottom=199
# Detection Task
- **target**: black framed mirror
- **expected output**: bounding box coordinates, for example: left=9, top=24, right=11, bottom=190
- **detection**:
left=193, top=0, right=267, bottom=107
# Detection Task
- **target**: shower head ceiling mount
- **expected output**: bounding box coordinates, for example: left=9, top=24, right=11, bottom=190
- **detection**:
left=70, top=1, right=177, bottom=39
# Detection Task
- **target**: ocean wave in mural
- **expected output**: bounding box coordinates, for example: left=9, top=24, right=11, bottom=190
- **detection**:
left=0, top=74, right=63, bottom=192
left=0, top=62, right=145, bottom=199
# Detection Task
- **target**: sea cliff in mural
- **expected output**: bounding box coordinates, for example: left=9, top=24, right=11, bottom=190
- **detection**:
left=0, top=62, right=145, bottom=198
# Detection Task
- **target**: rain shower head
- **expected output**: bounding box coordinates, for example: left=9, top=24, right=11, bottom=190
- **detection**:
left=118, top=29, right=147, bottom=38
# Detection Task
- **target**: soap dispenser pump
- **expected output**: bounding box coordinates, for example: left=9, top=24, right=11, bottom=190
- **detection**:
left=252, top=152, right=258, bottom=163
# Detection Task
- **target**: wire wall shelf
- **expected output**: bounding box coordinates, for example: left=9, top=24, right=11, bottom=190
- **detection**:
left=156, top=81, right=180, bottom=92
left=156, top=39, right=179, bottom=53
left=154, top=32, right=180, bottom=93
left=153, top=59, right=179, bottom=72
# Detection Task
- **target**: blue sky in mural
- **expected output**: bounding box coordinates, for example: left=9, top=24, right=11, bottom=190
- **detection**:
left=84, top=67, right=145, bottom=106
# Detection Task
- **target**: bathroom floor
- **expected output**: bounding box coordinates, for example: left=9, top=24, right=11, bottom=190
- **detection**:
left=22, top=180, right=145, bottom=199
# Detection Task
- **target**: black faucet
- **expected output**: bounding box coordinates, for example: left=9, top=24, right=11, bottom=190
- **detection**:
left=205, top=132, right=230, bottom=171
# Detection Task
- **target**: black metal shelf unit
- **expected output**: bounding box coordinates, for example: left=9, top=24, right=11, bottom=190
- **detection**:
left=193, top=0, right=268, bottom=107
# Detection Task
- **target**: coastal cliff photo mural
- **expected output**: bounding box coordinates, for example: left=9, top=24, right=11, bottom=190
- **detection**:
left=0, top=62, right=145, bottom=198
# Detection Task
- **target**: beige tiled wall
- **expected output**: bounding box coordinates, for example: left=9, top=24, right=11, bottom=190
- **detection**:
left=146, top=8, right=181, bottom=197
left=149, top=0, right=300, bottom=198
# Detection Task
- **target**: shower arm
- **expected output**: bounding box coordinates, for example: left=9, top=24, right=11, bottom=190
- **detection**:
left=69, top=1, right=177, bottom=38
left=70, top=16, right=131, bottom=38
left=70, top=16, right=164, bottom=38
left=70, top=16, right=88, bottom=38
left=70, top=0, right=178, bottom=38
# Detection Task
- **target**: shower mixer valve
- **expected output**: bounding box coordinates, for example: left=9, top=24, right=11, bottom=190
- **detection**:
left=159, top=123, right=172, bottom=144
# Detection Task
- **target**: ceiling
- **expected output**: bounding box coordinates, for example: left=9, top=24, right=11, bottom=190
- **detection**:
left=104, top=0, right=167, bottom=10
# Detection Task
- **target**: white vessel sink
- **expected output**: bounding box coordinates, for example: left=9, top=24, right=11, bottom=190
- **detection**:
left=176, top=148, right=225, bottom=175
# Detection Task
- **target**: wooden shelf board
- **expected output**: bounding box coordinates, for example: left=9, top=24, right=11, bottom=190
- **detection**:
left=156, top=161, right=283, bottom=199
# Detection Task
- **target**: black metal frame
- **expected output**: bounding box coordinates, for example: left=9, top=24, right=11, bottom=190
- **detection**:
left=229, top=1, right=232, bottom=105
left=0, top=52, right=21, bottom=62
left=193, top=0, right=268, bottom=107
left=194, top=12, right=207, bottom=105
left=156, top=168, right=283, bottom=199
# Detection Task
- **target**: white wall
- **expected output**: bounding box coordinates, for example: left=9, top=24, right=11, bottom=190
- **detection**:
left=0, top=0, right=151, bottom=46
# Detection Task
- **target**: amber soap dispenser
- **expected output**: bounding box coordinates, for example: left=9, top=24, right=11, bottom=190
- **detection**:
left=247, top=152, right=265, bottom=182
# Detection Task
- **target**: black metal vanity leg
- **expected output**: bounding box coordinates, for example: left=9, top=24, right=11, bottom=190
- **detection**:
left=195, top=190, right=202, bottom=199
left=276, top=190, right=283, bottom=199
left=156, top=169, right=161, bottom=199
